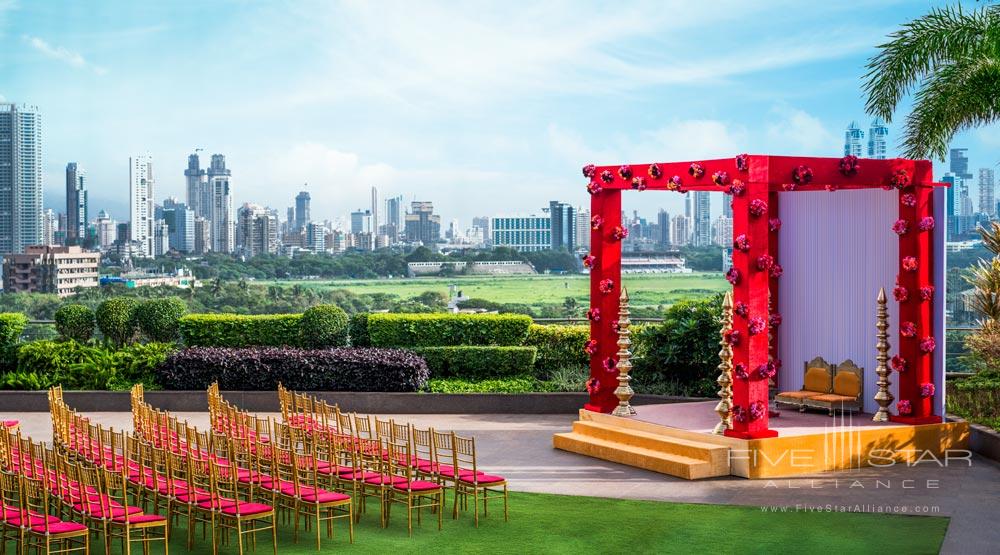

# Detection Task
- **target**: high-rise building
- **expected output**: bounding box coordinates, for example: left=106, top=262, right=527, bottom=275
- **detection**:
left=193, top=217, right=211, bottom=255
left=384, top=196, right=403, bottom=241
left=712, top=215, right=734, bottom=247
left=65, top=163, right=87, bottom=246
left=184, top=153, right=208, bottom=218
left=490, top=215, right=551, bottom=252
left=692, top=191, right=711, bottom=246
left=684, top=192, right=692, bottom=219
left=671, top=215, right=690, bottom=246
left=950, top=148, right=973, bottom=181
left=153, top=220, right=170, bottom=256
left=979, top=168, right=996, bottom=217
left=0, top=103, right=44, bottom=254
left=867, top=118, right=889, bottom=159
left=95, top=210, right=116, bottom=250
left=236, top=203, right=278, bottom=257
left=208, top=155, right=234, bottom=253
left=371, top=187, right=379, bottom=235
left=305, top=222, right=326, bottom=253
left=162, top=199, right=195, bottom=253
left=404, top=202, right=441, bottom=244
left=657, top=209, right=670, bottom=246
left=548, top=201, right=576, bottom=251
left=722, top=196, right=733, bottom=219
left=294, top=190, right=310, bottom=231
left=42, top=209, right=58, bottom=246
left=844, top=121, right=864, bottom=157
left=350, top=209, right=372, bottom=234
left=574, top=209, right=590, bottom=250
left=2, top=245, right=100, bottom=297
left=129, top=154, right=155, bottom=256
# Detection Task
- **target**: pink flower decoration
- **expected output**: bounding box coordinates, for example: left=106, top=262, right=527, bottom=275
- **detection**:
left=825, top=184, right=838, bottom=192
left=792, top=165, right=813, bottom=185
left=889, top=169, right=911, bottom=189
left=769, top=264, right=783, bottom=278
left=769, top=218, right=782, bottom=232
left=732, top=405, right=747, bottom=423
left=723, top=329, right=740, bottom=346
left=712, top=170, right=729, bottom=186
left=733, top=363, right=749, bottom=380
left=892, top=219, right=909, bottom=235
left=769, top=312, right=782, bottom=328
left=611, top=321, right=620, bottom=334
left=900, top=321, right=917, bottom=337
left=748, top=317, right=767, bottom=336
left=648, top=163, right=662, bottom=179
left=900, top=193, right=917, bottom=207
left=600, top=169, right=614, bottom=183
left=749, top=199, right=768, bottom=217
left=584, top=339, right=598, bottom=355
left=893, top=285, right=909, bottom=302
left=897, top=399, right=912, bottom=415
left=920, top=336, right=936, bottom=353
left=586, top=308, right=601, bottom=322
left=918, top=216, right=935, bottom=231
left=734, top=301, right=749, bottom=319
left=667, top=175, right=683, bottom=191
left=757, top=362, right=778, bottom=380
left=582, top=254, right=596, bottom=269
left=756, top=254, right=774, bottom=271
left=611, top=226, right=629, bottom=241
left=749, top=401, right=766, bottom=421
left=920, top=286, right=934, bottom=301
left=839, top=155, right=860, bottom=176
left=587, top=182, right=603, bottom=195
left=599, top=279, right=614, bottom=294
left=733, top=234, right=750, bottom=252
left=735, top=154, right=750, bottom=172
left=726, top=267, right=741, bottom=285
left=920, top=382, right=935, bottom=398
left=591, top=215, right=604, bottom=230
left=729, top=180, right=746, bottom=196
left=618, top=165, right=633, bottom=179
left=631, top=176, right=647, bottom=191
left=782, top=183, right=797, bottom=191
left=688, top=163, right=705, bottom=178
left=603, top=357, right=617, bottom=372
left=902, top=256, right=919, bottom=272
left=586, top=377, right=600, bottom=395
left=582, top=164, right=596, bottom=178
left=891, top=355, right=907, bottom=372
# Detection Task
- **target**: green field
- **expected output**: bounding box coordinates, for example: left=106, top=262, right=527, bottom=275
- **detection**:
left=259, top=273, right=728, bottom=308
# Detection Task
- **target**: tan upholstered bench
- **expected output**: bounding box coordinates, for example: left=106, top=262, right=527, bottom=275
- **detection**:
left=775, top=356, right=833, bottom=411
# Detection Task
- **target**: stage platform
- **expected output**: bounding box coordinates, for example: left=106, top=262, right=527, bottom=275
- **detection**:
left=553, top=401, right=969, bottom=479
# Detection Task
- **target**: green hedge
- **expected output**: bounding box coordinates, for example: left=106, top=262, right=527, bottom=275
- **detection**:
left=96, top=297, right=140, bottom=346
left=1, top=340, right=173, bottom=391
left=367, top=313, right=531, bottom=347
left=0, top=313, right=28, bottom=346
left=349, top=313, right=371, bottom=347
left=54, top=304, right=95, bottom=342
left=300, top=305, right=349, bottom=348
left=136, top=298, right=187, bottom=342
left=414, top=346, right=537, bottom=379
left=179, top=314, right=302, bottom=347
left=524, top=324, right=589, bottom=375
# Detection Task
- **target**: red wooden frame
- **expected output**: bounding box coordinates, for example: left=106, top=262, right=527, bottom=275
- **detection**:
left=584, top=155, right=943, bottom=438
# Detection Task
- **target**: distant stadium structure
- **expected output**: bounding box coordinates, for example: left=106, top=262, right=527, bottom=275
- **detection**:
left=406, top=260, right=535, bottom=277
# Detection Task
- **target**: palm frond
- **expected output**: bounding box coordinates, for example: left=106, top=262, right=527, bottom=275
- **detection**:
left=863, top=4, right=999, bottom=122
left=899, top=58, right=1000, bottom=159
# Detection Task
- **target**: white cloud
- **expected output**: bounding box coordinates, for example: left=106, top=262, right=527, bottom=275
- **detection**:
left=763, top=106, right=841, bottom=155
left=23, top=35, right=107, bottom=75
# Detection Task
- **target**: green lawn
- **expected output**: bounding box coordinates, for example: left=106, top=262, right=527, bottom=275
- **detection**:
left=259, top=273, right=728, bottom=308
left=91, top=491, right=947, bottom=554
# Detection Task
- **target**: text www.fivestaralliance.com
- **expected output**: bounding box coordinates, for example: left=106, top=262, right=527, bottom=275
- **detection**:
left=761, top=504, right=940, bottom=514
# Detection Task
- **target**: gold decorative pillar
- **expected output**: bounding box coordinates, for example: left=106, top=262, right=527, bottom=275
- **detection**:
left=612, top=287, right=636, bottom=417
left=873, top=287, right=893, bottom=422
left=714, top=292, right=735, bottom=434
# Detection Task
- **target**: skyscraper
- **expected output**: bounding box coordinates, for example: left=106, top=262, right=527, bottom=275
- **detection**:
left=404, top=202, right=441, bottom=244
left=162, top=199, right=195, bottom=253
left=950, top=148, right=972, bottom=181
left=383, top=195, right=403, bottom=241
left=656, top=209, right=670, bottom=247
left=208, top=154, right=234, bottom=253
left=0, top=103, right=43, bottom=254
left=95, top=210, right=116, bottom=250
left=65, top=163, right=87, bottom=246
left=371, top=187, right=379, bottom=235
left=574, top=209, right=590, bottom=250
left=712, top=215, right=733, bottom=247
left=236, top=203, right=278, bottom=257
left=867, top=118, right=888, bottom=159
left=350, top=209, right=372, bottom=234
left=979, top=169, right=996, bottom=217
left=129, top=154, right=155, bottom=256
left=42, top=209, right=58, bottom=246
left=844, top=121, right=864, bottom=157
left=548, top=200, right=576, bottom=251
left=671, top=215, right=690, bottom=246
left=184, top=153, right=208, bottom=218
left=692, top=191, right=711, bottom=246
left=294, top=190, right=310, bottom=231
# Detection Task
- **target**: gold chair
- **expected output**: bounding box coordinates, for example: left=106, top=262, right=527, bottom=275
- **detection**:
left=383, top=440, right=443, bottom=535
left=775, top=356, right=834, bottom=411
left=804, top=360, right=864, bottom=416
left=451, top=434, right=508, bottom=527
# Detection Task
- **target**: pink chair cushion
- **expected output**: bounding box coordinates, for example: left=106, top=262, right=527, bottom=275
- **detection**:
left=4, top=511, right=60, bottom=526
left=364, top=474, right=408, bottom=486
left=175, top=489, right=213, bottom=503
left=219, top=502, right=273, bottom=516
left=435, top=465, right=486, bottom=478
left=3, top=420, right=18, bottom=427
left=73, top=502, right=143, bottom=518
left=340, top=470, right=380, bottom=481
left=30, top=521, right=88, bottom=534
left=459, top=473, right=505, bottom=485
left=113, top=513, right=167, bottom=524
left=394, top=480, right=441, bottom=492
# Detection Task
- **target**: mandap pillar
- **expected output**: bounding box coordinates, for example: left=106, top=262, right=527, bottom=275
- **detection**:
left=586, top=188, right=622, bottom=413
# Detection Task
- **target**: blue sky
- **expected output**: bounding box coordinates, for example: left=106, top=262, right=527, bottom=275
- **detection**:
left=2, top=0, right=996, bottom=229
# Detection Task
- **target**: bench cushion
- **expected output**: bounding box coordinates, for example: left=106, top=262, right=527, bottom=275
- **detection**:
left=833, top=371, right=861, bottom=398
left=776, top=391, right=824, bottom=400
left=803, top=367, right=832, bottom=393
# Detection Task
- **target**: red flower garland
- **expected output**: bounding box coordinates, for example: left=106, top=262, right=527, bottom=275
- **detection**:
left=611, top=226, right=629, bottom=241
left=900, top=321, right=917, bottom=337
left=600, top=169, right=614, bottom=183
left=892, top=219, right=909, bottom=235
left=893, top=284, right=909, bottom=302
left=688, top=163, right=705, bottom=179
left=735, top=154, right=749, bottom=172
left=729, top=180, right=746, bottom=196
left=603, top=357, right=617, bottom=372
left=782, top=183, right=797, bottom=191
left=749, top=401, right=766, bottom=421
left=586, top=377, right=600, bottom=395
left=920, top=336, right=936, bottom=353
left=599, top=279, right=614, bottom=294
left=769, top=264, right=783, bottom=278
left=889, top=169, right=910, bottom=189
left=769, top=218, right=782, bottom=232
left=618, top=165, right=633, bottom=180
left=726, top=267, right=741, bottom=285
left=748, top=317, right=767, bottom=336
left=897, top=399, right=912, bottom=415
left=587, top=182, right=603, bottom=195
left=586, top=307, right=601, bottom=322
left=667, top=175, right=683, bottom=191
left=584, top=339, right=598, bottom=355
left=582, top=164, right=596, bottom=178
left=900, top=193, right=917, bottom=207
left=591, top=215, right=604, bottom=230
left=732, top=405, right=747, bottom=423
left=733, top=234, right=750, bottom=252
left=902, top=256, right=919, bottom=272
left=734, top=301, right=749, bottom=318
left=756, top=254, right=774, bottom=271
left=919, top=286, right=934, bottom=301
left=825, top=184, right=838, bottom=192
left=792, top=165, right=813, bottom=185
left=918, top=216, right=935, bottom=231
left=582, top=254, right=596, bottom=269
left=648, top=163, right=662, bottom=179
left=749, top=199, right=768, bottom=217
left=723, top=329, right=740, bottom=346
left=839, top=155, right=860, bottom=176
left=757, top=361, right=778, bottom=380
left=769, top=312, right=782, bottom=328
left=920, top=382, right=935, bottom=397
left=733, top=363, right=749, bottom=380
left=631, top=176, right=647, bottom=191
left=890, top=355, right=907, bottom=372
left=712, top=171, right=729, bottom=186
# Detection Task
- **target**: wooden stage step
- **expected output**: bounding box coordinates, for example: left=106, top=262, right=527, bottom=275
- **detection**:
left=553, top=419, right=730, bottom=479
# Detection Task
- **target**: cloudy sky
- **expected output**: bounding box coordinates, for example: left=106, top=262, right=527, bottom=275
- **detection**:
left=2, top=0, right=995, bottom=229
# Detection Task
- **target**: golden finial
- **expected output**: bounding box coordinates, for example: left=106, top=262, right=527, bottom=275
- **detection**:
left=612, top=287, right=636, bottom=417
left=873, top=287, right=893, bottom=422
left=714, top=291, right=735, bottom=434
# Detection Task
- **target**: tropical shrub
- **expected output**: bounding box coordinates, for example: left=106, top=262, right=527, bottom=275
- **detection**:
left=136, top=297, right=187, bottom=342
left=299, top=305, right=349, bottom=348
left=6, top=340, right=173, bottom=390
left=0, top=313, right=28, bottom=346
left=179, top=314, right=302, bottom=347
left=349, top=313, right=370, bottom=347
left=424, top=377, right=554, bottom=393
left=156, top=347, right=428, bottom=392
left=95, top=297, right=140, bottom=346
left=366, top=313, right=531, bottom=347
left=414, top=346, right=537, bottom=379
left=524, top=324, right=589, bottom=376
left=54, top=304, right=96, bottom=342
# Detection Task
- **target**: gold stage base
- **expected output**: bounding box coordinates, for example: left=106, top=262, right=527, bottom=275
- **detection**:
left=553, top=406, right=969, bottom=480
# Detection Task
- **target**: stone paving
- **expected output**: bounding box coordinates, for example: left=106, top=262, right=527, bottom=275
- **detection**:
left=13, top=412, right=1000, bottom=554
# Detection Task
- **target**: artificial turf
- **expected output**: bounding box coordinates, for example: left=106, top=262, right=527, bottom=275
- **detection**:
left=82, top=490, right=948, bottom=555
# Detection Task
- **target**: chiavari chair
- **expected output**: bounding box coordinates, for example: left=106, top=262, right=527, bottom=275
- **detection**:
left=383, top=439, right=443, bottom=535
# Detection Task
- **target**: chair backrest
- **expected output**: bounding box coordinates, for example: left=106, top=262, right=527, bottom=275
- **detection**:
left=374, top=416, right=393, bottom=441
left=19, top=473, right=56, bottom=533
left=453, top=434, right=479, bottom=477
left=412, top=426, right=433, bottom=467
left=833, top=360, right=864, bottom=399
left=354, top=413, right=372, bottom=440
left=337, top=410, right=354, bottom=438
left=802, top=357, right=834, bottom=393
left=385, top=440, right=415, bottom=483
left=431, top=430, right=455, bottom=473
